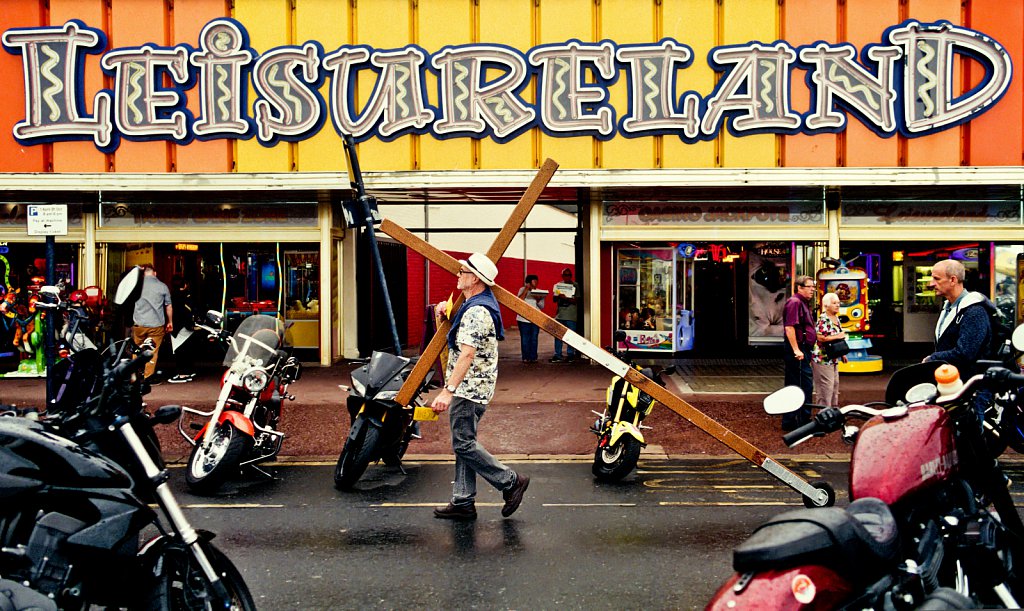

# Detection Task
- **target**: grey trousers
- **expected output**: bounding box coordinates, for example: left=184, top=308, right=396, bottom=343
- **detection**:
left=812, top=361, right=840, bottom=408
left=449, top=396, right=515, bottom=505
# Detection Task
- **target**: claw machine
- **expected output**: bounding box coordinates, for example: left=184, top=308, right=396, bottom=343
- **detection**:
left=615, top=247, right=677, bottom=352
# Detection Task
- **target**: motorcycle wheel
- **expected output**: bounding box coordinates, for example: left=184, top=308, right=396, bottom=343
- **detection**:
left=144, top=540, right=256, bottom=611
left=185, top=423, right=253, bottom=494
left=592, top=436, right=642, bottom=482
left=334, top=419, right=380, bottom=490
left=802, top=480, right=836, bottom=508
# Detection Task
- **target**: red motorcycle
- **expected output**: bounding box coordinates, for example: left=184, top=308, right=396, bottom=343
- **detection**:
left=708, top=358, right=1024, bottom=610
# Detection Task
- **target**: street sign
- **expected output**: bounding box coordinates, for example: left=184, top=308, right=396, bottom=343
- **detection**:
left=26, top=205, right=68, bottom=236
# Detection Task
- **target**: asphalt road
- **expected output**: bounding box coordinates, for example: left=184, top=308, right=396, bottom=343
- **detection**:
left=168, top=457, right=857, bottom=609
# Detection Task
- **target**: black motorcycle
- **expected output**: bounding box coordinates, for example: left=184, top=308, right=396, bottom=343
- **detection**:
left=333, top=350, right=435, bottom=489
left=0, top=349, right=256, bottom=610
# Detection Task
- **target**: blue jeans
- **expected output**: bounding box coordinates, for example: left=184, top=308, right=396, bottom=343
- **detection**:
left=518, top=321, right=539, bottom=361
left=449, top=396, right=515, bottom=505
left=553, top=318, right=577, bottom=358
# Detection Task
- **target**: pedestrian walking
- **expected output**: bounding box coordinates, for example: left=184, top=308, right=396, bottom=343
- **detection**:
left=782, top=274, right=816, bottom=431
left=812, top=292, right=847, bottom=408
left=131, top=264, right=173, bottom=381
left=516, top=273, right=544, bottom=363
left=550, top=267, right=579, bottom=362
left=431, top=253, right=530, bottom=520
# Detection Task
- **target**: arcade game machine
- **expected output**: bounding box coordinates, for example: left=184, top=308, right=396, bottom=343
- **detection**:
left=817, top=257, right=883, bottom=373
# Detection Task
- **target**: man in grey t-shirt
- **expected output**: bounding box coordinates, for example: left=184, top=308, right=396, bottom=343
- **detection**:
left=132, top=264, right=173, bottom=380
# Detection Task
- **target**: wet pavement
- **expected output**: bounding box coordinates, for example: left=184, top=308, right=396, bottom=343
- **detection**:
left=172, top=457, right=1024, bottom=609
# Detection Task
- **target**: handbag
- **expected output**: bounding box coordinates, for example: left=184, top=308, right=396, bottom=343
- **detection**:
left=821, top=338, right=850, bottom=360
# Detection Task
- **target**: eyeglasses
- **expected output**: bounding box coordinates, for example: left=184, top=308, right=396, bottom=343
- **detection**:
left=458, top=269, right=473, bottom=275
left=801, top=284, right=816, bottom=289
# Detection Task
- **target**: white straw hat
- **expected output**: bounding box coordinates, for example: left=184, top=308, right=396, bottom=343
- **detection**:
left=459, top=253, right=498, bottom=286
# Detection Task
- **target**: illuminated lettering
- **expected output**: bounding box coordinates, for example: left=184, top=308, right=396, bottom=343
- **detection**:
left=528, top=40, right=616, bottom=137
left=1, top=20, right=113, bottom=148
left=101, top=45, right=191, bottom=140
left=252, top=43, right=325, bottom=144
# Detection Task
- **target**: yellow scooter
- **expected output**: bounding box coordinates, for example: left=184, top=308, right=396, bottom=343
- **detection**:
left=590, top=331, right=675, bottom=481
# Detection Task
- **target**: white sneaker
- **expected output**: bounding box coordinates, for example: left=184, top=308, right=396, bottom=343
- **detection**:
left=168, top=374, right=195, bottom=384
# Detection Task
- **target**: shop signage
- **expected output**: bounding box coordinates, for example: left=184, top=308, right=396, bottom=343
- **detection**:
left=841, top=201, right=1021, bottom=226
left=0, top=18, right=1012, bottom=151
left=26, top=204, right=67, bottom=236
left=603, top=201, right=824, bottom=226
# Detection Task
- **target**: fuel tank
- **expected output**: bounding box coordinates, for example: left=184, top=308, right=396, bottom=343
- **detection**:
left=850, top=405, right=958, bottom=505
left=0, top=417, right=133, bottom=497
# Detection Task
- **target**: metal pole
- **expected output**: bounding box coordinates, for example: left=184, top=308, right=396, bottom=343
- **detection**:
left=360, top=196, right=402, bottom=355
left=44, top=235, right=55, bottom=406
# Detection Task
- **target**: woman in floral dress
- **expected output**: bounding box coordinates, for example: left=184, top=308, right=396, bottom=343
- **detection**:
left=812, top=292, right=848, bottom=407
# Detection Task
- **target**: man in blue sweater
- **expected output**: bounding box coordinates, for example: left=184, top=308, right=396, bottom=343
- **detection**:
left=923, top=258, right=992, bottom=380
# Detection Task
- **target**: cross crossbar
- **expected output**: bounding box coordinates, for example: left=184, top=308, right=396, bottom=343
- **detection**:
left=379, top=218, right=826, bottom=503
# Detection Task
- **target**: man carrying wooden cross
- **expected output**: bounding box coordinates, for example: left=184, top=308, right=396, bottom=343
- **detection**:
left=430, top=252, right=530, bottom=521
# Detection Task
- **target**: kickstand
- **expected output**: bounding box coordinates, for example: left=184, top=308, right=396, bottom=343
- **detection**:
left=248, top=464, right=278, bottom=480
left=396, top=461, right=408, bottom=476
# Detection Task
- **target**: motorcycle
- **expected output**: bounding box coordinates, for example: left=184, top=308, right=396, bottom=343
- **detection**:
left=707, top=339, right=1024, bottom=609
left=333, top=350, right=437, bottom=490
left=0, top=347, right=255, bottom=609
left=590, top=330, right=675, bottom=481
left=180, top=311, right=302, bottom=494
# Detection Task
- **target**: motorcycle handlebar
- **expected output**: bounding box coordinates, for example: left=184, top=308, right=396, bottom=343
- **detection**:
left=109, top=349, right=152, bottom=383
left=783, top=419, right=821, bottom=446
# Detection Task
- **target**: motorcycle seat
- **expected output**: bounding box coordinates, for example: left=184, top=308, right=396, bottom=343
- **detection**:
left=733, top=497, right=899, bottom=584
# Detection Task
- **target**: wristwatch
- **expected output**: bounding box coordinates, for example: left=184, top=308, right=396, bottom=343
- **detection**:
left=444, top=384, right=457, bottom=393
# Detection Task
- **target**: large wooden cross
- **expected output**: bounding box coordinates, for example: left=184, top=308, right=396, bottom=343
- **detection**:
left=380, top=164, right=828, bottom=505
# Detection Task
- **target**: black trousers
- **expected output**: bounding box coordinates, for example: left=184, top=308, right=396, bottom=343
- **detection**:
left=782, top=344, right=814, bottom=427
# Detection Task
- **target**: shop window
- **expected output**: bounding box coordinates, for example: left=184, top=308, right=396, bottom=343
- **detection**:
left=99, top=202, right=318, bottom=227
left=616, top=247, right=675, bottom=352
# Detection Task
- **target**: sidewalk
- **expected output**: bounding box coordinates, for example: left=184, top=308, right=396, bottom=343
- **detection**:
left=0, top=326, right=892, bottom=462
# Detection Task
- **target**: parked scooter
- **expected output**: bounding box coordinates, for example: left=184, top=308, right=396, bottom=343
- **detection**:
left=334, top=350, right=436, bottom=490
left=0, top=349, right=255, bottom=609
left=707, top=334, right=1024, bottom=610
left=590, top=331, right=675, bottom=481
left=180, top=311, right=302, bottom=494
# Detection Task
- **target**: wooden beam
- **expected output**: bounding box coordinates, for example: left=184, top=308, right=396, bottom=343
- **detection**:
left=380, top=216, right=830, bottom=502
left=389, top=159, right=559, bottom=406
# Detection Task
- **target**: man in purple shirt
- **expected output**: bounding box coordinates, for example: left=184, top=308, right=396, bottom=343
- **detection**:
left=782, top=275, right=817, bottom=431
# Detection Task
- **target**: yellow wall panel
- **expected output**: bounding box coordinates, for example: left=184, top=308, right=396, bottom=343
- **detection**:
left=720, top=0, right=777, bottom=168
left=295, top=0, right=349, bottom=172
left=418, top=0, right=474, bottom=170
left=478, top=0, right=534, bottom=169
left=235, top=0, right=292, bottom=172
left=905, top=0, right=962, bottom=168
left=662, top=0, right=716, bottom=169
left=600, top=0, right=656, bottom=169
left=537, top=0, right=595, bottom=169
left=354, top=0, right=415, bottom=170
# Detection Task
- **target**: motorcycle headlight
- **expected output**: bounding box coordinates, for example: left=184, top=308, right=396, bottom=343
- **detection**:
left=242, top=368, right=269, bottom=393
left=350, top=376, right=366, bottom=396
left=375, top=390, right=399, bottom=401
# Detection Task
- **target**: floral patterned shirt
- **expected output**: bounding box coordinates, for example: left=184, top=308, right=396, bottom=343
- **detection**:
left=446, top=305, right=499, bottom=403
left=812, top=313, right=843, bottom=365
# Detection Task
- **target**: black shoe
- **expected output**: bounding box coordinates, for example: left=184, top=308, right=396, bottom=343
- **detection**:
left=549, top=356, right=563, bottom=363
left=501, top=473, right=530, bottom=517
left=434, top=502, right=477, bottom=520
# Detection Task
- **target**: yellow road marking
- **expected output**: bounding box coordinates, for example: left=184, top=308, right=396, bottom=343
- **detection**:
left=177, top=503, right=284, bottom=509
left=543, top=503, right=637, bottom=507
left=659, top=501, right=798, bottom=507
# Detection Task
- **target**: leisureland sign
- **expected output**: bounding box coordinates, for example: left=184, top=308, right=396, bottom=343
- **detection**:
left=1, top=18, right=1013, bottom=152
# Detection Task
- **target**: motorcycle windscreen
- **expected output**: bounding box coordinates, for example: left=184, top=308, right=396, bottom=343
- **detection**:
left=357, top=351, right=410, bottom=393
left=224, top=315, right=285, bottom=367
left=885, top=362, right=943, bottom=406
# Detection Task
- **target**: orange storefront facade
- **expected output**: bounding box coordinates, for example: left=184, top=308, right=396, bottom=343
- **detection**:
left=1, top=0, right=1024, bottom=362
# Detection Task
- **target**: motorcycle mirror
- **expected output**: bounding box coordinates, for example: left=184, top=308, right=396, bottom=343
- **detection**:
left=763, top=386, right=806, bottom=415
left=206, top=309, right=224, bottom=325
left=613, top=330, right=627, bottom=342
left=1012, top=324, right=1024, bottom=352
left=905, top=382, right=938, bottom=404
